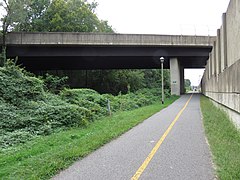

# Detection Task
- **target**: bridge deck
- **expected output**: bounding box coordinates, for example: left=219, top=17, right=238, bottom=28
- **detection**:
left=3, top=32, right=215, bottom=46
left=1, top=32, right=215, bottom=70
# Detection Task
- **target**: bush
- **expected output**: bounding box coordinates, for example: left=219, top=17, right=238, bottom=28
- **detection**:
left=41, top=73, right=68, bottom=94
left=0, top=61, right=171, bottom=149
left=0, top=65, right=44, bottom=106
left=0, top=62, right=90, bottom=148
left=0, top=129, right=35, bottom=149
left=26, top=102, right=90, bottom=128
left=60, top=89, right=108, bottom=119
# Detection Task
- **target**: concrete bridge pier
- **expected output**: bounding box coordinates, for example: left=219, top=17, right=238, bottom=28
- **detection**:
left=170, top=58, right=184, bottom=96
left=180, top=66, right=185, bottom=94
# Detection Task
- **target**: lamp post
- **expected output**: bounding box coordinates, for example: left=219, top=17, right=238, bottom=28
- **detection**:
left=160, top=57, right=165, bottom=104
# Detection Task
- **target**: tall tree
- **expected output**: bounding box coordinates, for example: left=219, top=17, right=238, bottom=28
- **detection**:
left=143, top=69, right=170, bottom=90
left=84, top=70, right=145, bottom=94
left=185, top=79, right=191, bottom=87
left=14, top=0, right=114, bottom=33
left=44, top=0, right=113, bottom=32
left=0, top=0, right=30, bottom=66
left=52, top=69, right=171, bottom=95
left=15, top=0, right=51, bottom=32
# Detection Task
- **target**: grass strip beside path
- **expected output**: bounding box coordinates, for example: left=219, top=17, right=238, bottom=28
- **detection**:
left=200, top=96, right=240, bottom=179
left=0, top=96, right=178, bottom=179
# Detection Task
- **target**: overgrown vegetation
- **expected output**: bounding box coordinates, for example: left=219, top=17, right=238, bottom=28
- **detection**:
left=38, top=69, right=171, bottom=95
left=0, top=61, right=89, bottom=149
left=0, top=61, right=178, bottom=179
left=200, top=96, right=240, bottom=179
left=0, top=96, right=178, bottom=179
left=0, top=61, right=171, bottom=149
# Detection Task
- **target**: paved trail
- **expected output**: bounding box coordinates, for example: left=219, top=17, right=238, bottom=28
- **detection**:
left=53, top=94, right=215, bottom=180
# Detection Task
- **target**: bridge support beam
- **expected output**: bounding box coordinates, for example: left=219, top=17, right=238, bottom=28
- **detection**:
left=170, top=58, right=184, bottom=96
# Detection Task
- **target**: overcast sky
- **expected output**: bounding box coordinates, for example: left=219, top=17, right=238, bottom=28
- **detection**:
left=94, top=0, right=230, bottom=86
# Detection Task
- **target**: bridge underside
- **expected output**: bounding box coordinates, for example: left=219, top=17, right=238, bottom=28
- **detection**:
left=6, top=45, right=211, bottom=70
left=5, top=45, right=212, bottom=95
left=14, top=56, right=208, bottom=70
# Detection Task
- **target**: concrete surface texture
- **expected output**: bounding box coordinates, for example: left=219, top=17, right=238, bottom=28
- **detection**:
left=170, top=58, right=185, bottom=96
left=1, top=32, right=214, bottom=72
left=201, top=0, right=240, bottom=127
left=2, top=32, right=215, bottom=46
left=170, top=58, right=181, bottom=96
left=52, top=94, right=215, bottom=180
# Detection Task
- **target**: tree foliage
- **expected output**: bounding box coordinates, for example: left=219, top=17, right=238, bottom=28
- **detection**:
left=86, top=70, right=145, bottom=94
left=40, top=69, right=171, bottom=95
left=0, top=0, right=30, bottom=65
left=0, top=0, right=30, bottom=32
left=185, top=79, right=191, bottom=87
left=14, top=0, right=114, bottom=32
left=15, top=0, right=51, bottom=32
left=86, top=69, right=170, bottom=95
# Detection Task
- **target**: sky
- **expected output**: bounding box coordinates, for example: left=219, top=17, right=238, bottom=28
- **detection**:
left=93, top=0, right=230, bottom=86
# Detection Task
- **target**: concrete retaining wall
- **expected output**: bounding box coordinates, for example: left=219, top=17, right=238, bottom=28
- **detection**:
left=202, top=0, right=240, bottom=127
left=202, top=60, right=240, bottom=112
left=226, top=0, right=240, bottom=67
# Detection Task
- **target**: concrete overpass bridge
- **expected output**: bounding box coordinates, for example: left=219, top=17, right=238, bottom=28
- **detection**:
left=1, top=32, right=215, bottom=95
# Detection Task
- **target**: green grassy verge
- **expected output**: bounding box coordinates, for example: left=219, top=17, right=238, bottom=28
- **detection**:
left=200, top=96, right=240, bottom=179
left=0, top=96, right=178, bottom=179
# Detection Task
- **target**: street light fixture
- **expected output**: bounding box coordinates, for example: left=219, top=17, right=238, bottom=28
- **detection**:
left=160, top=57, right=165, bottom=104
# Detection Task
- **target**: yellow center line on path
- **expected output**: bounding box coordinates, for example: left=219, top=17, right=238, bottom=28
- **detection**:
left=131, top=94, right=193, bottom=180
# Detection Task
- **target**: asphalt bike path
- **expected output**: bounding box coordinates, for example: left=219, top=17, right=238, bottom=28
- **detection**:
left=53, top=94, right=215, bottom=180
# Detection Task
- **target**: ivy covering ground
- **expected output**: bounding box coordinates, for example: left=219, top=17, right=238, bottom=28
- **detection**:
left=0, top=62, right=169, bottom=150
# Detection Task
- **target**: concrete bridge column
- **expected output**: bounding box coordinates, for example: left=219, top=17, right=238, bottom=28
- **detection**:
left=180, top=66, right=185, bottom=94
left=170, top=58, right=181, bottom=96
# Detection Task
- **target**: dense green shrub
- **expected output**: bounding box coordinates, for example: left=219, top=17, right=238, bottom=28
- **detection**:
left=60, top=89, right=108, bottom=119
left=41, top=73, right=68, bottom=94
left=0, top=62, right=90, bottom=148
left=0, top=65, right=44, bottom=106
left=0, top=129, right=35, bottom=149
left=0, top=61, right=171, bottom=149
